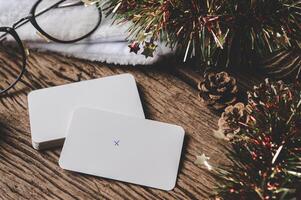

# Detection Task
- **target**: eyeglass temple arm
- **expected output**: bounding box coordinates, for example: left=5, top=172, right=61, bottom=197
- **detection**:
left=0, top=0, right=85, bottom=40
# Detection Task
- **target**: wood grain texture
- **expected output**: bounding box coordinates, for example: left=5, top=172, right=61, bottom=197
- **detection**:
left=0, top=50, right=257, bottom=200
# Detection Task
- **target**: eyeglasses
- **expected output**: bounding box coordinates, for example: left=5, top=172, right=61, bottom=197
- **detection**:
left=0, top=0, right=102, bottom=95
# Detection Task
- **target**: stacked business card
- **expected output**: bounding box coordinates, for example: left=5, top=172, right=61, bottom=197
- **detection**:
left=28, top=73, right=185, bottom=191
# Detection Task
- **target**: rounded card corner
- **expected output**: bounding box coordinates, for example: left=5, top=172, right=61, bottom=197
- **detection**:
left=58, top=158, right=66, bottom=169
left=179, top=126, right=185, bottom=134
left=123, top=73, right=136, bottom=82
left=32, top=141, right=40, bottom=150
left=175, top=125, right=185, bottom=136
left=165, top=181, right=177, bottom=191
left=27, top=90, right=37, bottom=101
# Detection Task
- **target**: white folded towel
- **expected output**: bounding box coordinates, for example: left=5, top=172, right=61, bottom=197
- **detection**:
left=0, top=0, right=172, bottom=65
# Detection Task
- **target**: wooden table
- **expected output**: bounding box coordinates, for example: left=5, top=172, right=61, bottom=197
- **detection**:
left=0, top=51, right=261, bottom=199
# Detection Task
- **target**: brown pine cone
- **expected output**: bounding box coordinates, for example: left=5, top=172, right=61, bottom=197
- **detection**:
left=218, top=102, right=251, bottom=134
left=198, top=71, right=238, bottom=111
left=213, top=102, right=251, bottom=140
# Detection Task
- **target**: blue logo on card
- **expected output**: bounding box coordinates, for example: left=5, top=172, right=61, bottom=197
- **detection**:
left=114, top=140, right=120, bottom=146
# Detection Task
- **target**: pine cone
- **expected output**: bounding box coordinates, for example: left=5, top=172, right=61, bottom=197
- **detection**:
left=248, top=78, right=289, bottom=110
left=198, top=71, right=238, bottom=111
left=217, top=102, right=251, bottom=137
left=248, top=79, right=301, bottom=129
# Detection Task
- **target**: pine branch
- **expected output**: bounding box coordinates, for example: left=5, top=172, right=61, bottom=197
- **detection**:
left=213, top=80, right=301, bottom=200
left=102, top=0, right=301, bottom=68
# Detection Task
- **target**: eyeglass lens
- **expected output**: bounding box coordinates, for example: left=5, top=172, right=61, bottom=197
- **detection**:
left=34, top=0, right=101, bottom=42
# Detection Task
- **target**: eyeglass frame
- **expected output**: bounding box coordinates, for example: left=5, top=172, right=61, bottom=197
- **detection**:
left=0, top=0, right=102, bottom=95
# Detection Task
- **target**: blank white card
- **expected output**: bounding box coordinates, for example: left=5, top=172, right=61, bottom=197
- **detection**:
left=59, top=108, right=185, bottom=191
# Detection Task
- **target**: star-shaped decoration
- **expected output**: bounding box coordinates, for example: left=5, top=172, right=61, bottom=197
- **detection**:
left=128, top=41, right=141, bottom=54
left=194, top=153, right=213, bottom=170
left=141, top=41, right=157, bottom=58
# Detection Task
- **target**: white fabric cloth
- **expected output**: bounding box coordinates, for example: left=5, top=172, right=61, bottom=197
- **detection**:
left=0, top=0, right=172, bottom=65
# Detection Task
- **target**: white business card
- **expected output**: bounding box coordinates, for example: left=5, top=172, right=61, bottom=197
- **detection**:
left=59, top=108, right=185, bottom=191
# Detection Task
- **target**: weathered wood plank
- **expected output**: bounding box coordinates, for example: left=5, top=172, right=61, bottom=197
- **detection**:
left=0, top=50, right=228, bottom=199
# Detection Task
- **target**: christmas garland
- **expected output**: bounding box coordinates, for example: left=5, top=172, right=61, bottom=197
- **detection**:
left=196, top=79, right=301, bottom=199
left=98, top=0, right=300, bottom=69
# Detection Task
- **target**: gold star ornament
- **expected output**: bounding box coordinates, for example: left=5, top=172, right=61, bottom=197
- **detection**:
left=142, top=41, right=157, bottom=58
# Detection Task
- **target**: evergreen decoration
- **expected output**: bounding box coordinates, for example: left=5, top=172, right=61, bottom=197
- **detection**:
left=198, top=71, right=238, bottom=111
left=260, top=48, right=301, bottom=80
left=212, top=79, right=301, bottom=200
left=102, top=0, right=301, bottom=69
